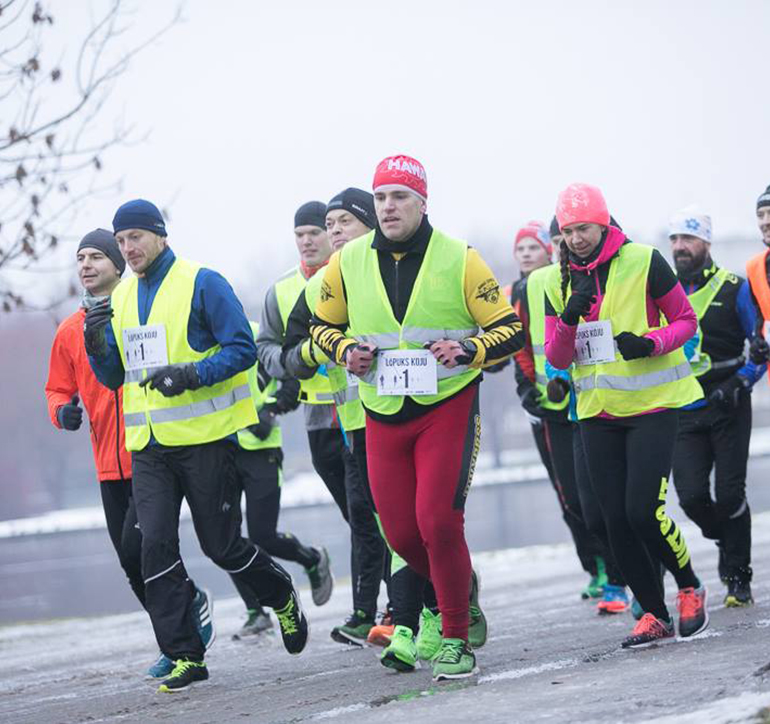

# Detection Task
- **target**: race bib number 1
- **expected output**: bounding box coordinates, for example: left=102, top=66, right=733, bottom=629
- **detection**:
left=376, top=349, right=438, bottom=396
left=574, top=321, right=616, bottom=365
left=123, top=325, right=169, bottom=371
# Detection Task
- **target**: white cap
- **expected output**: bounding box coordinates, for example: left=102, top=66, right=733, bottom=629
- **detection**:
left=668, top=205, right=712, bottom=243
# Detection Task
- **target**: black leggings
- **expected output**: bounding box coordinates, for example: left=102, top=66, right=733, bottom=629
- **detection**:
left=580, top=410, right=698, bottom=620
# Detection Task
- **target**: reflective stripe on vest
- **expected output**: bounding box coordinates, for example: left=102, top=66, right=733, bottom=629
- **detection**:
left=545, top=243, right=702, bottom=419
left=111, top=257, right=256, bottom=450
left=339, top=229, right=480, bottom=416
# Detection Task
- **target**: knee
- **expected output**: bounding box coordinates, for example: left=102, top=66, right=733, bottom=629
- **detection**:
left=416, top=510, right=463, bottom=549
left=715, top=493, right=748, bottom=522
left=677, top=490, right=709, bottom=517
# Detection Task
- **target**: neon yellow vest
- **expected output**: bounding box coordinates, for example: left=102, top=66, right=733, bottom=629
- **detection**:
left=237, top=321, right=282, bottom=451
left=546, top=243, right=702, bottom=419
left=339, top=229, right=480, bottom=416
left=527, top=264, right=569, bottom=412
left=273, top=266, right=334, bottom=405
left=305, top=272, right=366, bottom=431
left=684, top=267, right=737, bottom=377
left=111, top=258, right=256, bottom=451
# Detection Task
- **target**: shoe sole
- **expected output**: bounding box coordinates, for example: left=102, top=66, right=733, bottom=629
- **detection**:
left=330, top=629, right=367, bottom=647
left=310, top=549, right=334, bottom=606
left=380, top=651, right=419, bottom=673
left=724, top=596, right=753, bottom=608
left=198, top=588, right=216, bottom=652
left=597, top=604, right=629, bottom=615
left=157, top=679, right=208, bottom=694
left=621, top=635, right=676, bottom=650
left=433, top=665, right=480, bottom=681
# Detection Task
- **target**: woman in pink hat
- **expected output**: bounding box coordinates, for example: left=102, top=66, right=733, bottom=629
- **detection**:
left=545, top=183, right=709, bottom=648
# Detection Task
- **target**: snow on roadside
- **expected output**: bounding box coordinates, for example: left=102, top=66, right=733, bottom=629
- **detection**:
left=638, top=691, right=770, bottom=724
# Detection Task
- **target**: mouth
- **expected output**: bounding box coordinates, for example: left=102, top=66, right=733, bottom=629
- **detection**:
left=382, top=217, right=399, bottom=224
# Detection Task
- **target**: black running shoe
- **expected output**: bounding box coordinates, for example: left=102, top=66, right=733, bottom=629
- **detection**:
left=157, top=659, right=208, bottom=693
left=274, top=589, right=309, bottom=655
left=725, top=577, right=753, bottom=607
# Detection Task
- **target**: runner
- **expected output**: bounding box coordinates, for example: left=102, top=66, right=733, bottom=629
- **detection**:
left=44, top=229, right=214, bottom=678
left=231, top=320, right=332, bottom=639
left=668, top=206, right=764, bottom=607
left=747, top=185, right=770, bottom=365
left=545, top=183, right=708, bottom=648
left=309, top=155, right=524, bottom=679
left=86, top=199, right=308, bottom=692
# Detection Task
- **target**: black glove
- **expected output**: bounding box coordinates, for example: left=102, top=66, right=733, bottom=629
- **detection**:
left=750, top=336, right=770, bottom=365
left=561, top=288, right=596, bottom=326
left=139, top=363, right=201, bottom=397
left=247, top=404, right=277, bottom=440
left=546, top=378, right=570, bottom=404
left=520, top=385, right=544, bottom=418
left=484, top=358, right=511, bottom=374
left=57, top=394, right=83, bottom=430
left=708, top=376, right=749, bottom=412
left=274, top=378, right=301, bottom=414
left=615, top=332, right=655, bottom=361
left=83, top=301, right=113, bottom=356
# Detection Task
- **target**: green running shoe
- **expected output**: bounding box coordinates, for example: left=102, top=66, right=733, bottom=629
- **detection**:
left=157, top=659, right=208, bottom=693
left=581, top=557, right=608, bottom=599
left=432, top=639, right=479, bottom=681
left=380, top=625, right=419, bottom=672
left=306, top=547, right=334, bottom=606
left=331, top=610, right=374, bottom=646
left=416, top=608, right=442, bottom=660
left=468, top=568, right=488, bottom=648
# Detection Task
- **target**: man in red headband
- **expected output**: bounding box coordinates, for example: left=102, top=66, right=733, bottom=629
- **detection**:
left=309, top=155, right=524, bottom=680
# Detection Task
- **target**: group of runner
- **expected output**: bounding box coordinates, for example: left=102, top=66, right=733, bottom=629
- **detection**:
left=43, top=156, right=770, bottom=691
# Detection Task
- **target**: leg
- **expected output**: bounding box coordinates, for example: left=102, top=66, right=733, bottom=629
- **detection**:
left=307, top=427, right=349, bottom=521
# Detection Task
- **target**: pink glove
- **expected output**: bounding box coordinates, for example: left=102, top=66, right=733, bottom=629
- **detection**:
left=345, top=343, right=377, bottom=377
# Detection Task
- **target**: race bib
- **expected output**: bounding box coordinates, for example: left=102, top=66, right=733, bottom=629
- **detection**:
left=123, top=325, right=169, bottom=371
left=376, top=349, right=438, bottom=396
left=574, top=321, right=616, bottom=365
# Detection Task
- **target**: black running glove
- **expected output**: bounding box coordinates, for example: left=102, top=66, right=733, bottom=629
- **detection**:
left=83, top=301, right=113, bottom=357
left=57, top=394, right=83, bottom=430
left=615, top=332, right=655, bottom=361
left=248, top=404, right=277, bottom=440
left=519, top=385, right=544, bottom=418
left=546, top=378, right=570, bottom=404
left=139, top=363, right=201, bottom=397
left=561, top=289, right=596, bottom=326
left=749, top=336, right=770, bottom=365
left=708, top=375, right=749, bottom=412
left=274, top=378, right=301, bottom=414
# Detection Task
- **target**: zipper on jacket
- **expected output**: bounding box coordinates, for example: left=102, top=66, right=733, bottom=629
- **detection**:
left=115, top=390, right=126, bottom=482
left=394, top=258, right=400, bottom=321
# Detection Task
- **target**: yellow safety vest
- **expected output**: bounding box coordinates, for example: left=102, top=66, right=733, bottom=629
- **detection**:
left=112, top=257, right=255, bottom=451
left=527, top=264, right=569, bottom=412
left=237, top=321, right=282, bottom=451
left=273, top=266, right=334, bottom=405
left=545, top=243, right=702, bottom=419
left=339, top=229, right=480, bottom=416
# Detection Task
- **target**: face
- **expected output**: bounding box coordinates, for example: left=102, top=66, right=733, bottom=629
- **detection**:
left=115, top=228, right=166, bottom=274
left=561, top=223, right=604, bottom=259
left=514, top=237, right=550, bottom=274
left=325, top=210, right=371, bottom=251
left=757, top=206, right=770, bottom=247
left=76, top=248, right=120, bottom=295
left=374, top=189, right=425, bottom=242
left=670, top=234, right=710, bottom=274
left=294, top=225, right=331, bottom=266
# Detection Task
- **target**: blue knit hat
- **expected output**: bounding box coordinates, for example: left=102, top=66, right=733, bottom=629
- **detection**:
left=112, top=199, right=167, bottom=237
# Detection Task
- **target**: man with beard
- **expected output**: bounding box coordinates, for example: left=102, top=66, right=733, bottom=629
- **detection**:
left=669, top=206, right=765, bottom=607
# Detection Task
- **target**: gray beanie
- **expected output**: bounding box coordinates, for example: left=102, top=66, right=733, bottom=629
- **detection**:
left=77, top=229, right=126, bottom=275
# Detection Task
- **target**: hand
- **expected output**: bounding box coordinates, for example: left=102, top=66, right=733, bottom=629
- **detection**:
left=750, top=336, right=770, bottom=365
left=247, top=405, right=277, bottom=440
left=274, top=378, right=300, bottom=413
left=561, top=288, right=596, bottom=326
left=546, top=378, right=570, bottom=403
left=708, top=376, right=749, bottom=412
left=57, top=394, right=83, bottom=430
left=83, top=301, right=113, bottom=356
left=345, top=343, right=377, bottom=377
left=427, top=339, right=475, bottom=368
left=520, top=385, right=544, bottom=418
left=615, top=332, right=655, bottom=361
left=139, top=363, right=201, bottom=397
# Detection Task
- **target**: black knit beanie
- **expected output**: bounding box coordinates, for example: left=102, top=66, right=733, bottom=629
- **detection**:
left=326, top=188, right=376, bottom=229
left=294, top=201, right=327, bottom=229
left=77, top=228, right=125, bottom=275
left=757, top=185, right=770, bottom=210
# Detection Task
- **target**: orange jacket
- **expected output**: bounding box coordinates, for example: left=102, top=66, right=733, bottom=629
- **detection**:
left=747, top=249, right=770, bottom=322
left=45, top=307, right=132, bottom=482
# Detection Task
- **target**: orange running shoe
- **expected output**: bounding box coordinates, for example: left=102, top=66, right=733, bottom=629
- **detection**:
left=676, top=585, right=709, bottom=638
left=367, top=624, right=395, bottom=647
left=621, top=613, right=675, bottom=649
left=596, top=584, right=629, bottom=615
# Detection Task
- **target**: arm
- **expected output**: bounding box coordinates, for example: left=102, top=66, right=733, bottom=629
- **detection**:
left=87, top=323, right=125, bottom=390
left=255, top=284, right=290, bottom=379
left=45, top=323, right=78, bottom=428
left=281, top=288, right=326, bottom=380
left=544, top=293, right=578, bottom=369
left=736, top=280, right=767, bottom=385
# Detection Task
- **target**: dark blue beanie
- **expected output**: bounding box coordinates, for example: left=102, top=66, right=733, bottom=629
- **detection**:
left=112, top=199, right=167, bottom=237
left=294, top=201, right=327, bottom=230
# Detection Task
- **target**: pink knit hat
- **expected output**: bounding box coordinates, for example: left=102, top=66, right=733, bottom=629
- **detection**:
left=555, top=183, right=610, bottom=230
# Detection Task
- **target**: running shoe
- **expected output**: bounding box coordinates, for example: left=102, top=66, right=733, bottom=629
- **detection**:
left=621, top=613, right=675, bottom=649
left=469, top=568, right=488, bottom=649
left=630, top=596, right=644, bottom=621
left=597, top=584, right=630, bottom=615
left=306, top=547, right=333, bottom=606
left=366, top=623, right=395, bottom=647
left=147, top=652, right=174, bottom=679
left=416, top=608, right=442, bottom=660
left=331, top=610, right=373, bottom=646
left=725, top=577, right=753, bottom=607
left=432, top=639, right=479, bottom=681
left=274, top=589, right=309, bottom=655
left=236, top=608, right=273, bottom=637
left=193, top=587, right=216, bottom=651
left=157, top=659, right=208, bottom=693
left=380, top=625, right=418, bottom=672
left=676, top=585, right=709, bottom=638
left=581, top=557, right=607, bottom=599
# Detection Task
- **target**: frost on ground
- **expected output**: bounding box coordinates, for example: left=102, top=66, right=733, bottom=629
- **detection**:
left=3, top=516, right=770, bottom=724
